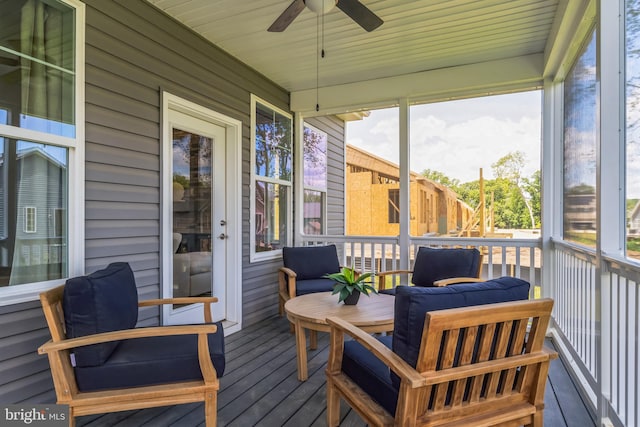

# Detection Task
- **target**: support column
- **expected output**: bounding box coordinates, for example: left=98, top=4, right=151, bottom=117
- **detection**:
left=399, top=98, right=411, bottom=279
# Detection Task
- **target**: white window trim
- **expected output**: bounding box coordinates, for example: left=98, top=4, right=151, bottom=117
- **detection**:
left=0, top=0, right=85, bottom=306
left=250, top=94, right=293, bottom=262
left=300, top=122, right=328, bottom=236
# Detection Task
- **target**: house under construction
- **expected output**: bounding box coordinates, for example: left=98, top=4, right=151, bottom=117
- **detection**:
left=346, top=145, right=473, bottom=236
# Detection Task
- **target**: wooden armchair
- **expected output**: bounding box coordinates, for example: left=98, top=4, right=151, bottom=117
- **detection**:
left=326, top=295, right=557, bottom=427
left=38, top=262, right=225, bottom=427
left=377, top=246, right=483, bottom=293
left=278, top=244, right=344, bottom=315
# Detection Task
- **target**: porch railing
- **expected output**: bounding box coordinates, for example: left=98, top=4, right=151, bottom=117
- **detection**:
left=552, top=239, right=640, bottom=427
left=299, top=235, right=542, bottom=300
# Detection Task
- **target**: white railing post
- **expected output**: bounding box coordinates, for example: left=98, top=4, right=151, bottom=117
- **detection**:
left=598, top=0, right=625, bottom=424
left=398, top=98, right=411, bottom=283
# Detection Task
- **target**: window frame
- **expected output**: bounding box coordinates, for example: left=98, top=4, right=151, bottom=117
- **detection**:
left=250, top=95, right=293, bottom=262
left=0, top=0, right=85, bottom=306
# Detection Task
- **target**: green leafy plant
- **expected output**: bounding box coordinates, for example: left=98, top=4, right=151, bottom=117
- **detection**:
left=324, top=267, right=377, bottom=303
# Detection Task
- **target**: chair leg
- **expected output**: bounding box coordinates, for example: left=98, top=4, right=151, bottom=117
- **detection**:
left=526, top=410, right=543, bottom=427
left=204, top=389, right=217, bottom=427
left=326, top=377, right=340, bottom=427
left=278, top=295, right=284, bottom=316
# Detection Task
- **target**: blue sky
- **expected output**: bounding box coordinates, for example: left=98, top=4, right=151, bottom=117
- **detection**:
left=346, top=91, right=542, bottom=184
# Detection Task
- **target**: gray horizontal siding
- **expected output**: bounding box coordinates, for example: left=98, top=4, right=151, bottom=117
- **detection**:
left=0, top=0, right=347, bottom=405
left=0, top=301, right=54, bottom=403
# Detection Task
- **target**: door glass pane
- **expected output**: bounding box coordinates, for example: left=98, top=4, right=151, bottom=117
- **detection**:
left=172, top=129, right=212, bottom=298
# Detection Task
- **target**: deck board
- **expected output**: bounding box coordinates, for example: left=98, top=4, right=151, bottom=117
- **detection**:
left=78, top=316, right=595, bottom=427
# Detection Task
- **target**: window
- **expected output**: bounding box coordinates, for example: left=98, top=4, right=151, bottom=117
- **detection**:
left=251, top=96, right=292, bottom=260
left=24, top=207, right=36, bottom=233
left=563, top=30, right=597, bottom=247
left=627, top=0, right=640, bottom=259
left=388, top=189, right=400, bottom=223
left=303, top=124, right=327, bottom=235
left=51, top=208, right=65, bottom=237
left=0, top=0, right=83, bottom=301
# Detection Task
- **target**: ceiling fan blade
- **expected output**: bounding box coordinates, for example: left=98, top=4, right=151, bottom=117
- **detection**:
left=336, top=0, right=383, bottom=32
left=268, top=0, right=306, bottom=32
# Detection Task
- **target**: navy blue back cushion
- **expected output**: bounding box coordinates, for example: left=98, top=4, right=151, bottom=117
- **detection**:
left=411, top=247, right=481, bottom=287
left=283, top=245, right=340, bottom=280
left=63, top=262, right=139, bottom=367
left=392, top=277, right=530, bottom=371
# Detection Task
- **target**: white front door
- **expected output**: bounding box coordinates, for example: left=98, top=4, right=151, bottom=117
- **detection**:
left=165, top=109, right=227, bottom=324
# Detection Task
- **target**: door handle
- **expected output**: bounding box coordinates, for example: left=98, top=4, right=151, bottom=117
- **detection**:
left=217, top=233, right=228, bottom=240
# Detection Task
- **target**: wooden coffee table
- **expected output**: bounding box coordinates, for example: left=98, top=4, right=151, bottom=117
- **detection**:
left=284, top=291, right=395, bottom=381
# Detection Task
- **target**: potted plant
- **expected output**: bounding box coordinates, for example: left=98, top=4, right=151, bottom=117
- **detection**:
left=325, top=267, right=377, bottom=305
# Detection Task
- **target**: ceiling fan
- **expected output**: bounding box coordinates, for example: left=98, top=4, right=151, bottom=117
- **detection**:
left=268, top=0, right=383, bottom=32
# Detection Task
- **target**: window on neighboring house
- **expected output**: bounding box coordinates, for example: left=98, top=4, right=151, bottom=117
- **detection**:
left=627, top=0, right=640, bottom=260
left=251, top=96, right=292, bottom=260
left=563, top=30, right=597, bottom=247
left=303, top=124, right=327, bottom=235
left=0, top=0, right=83, bottom=297
left=24, top=207, right=36, bottom=233
left=389, top=189, right=400, bottom=223
left=51, top=208, right=65, bottom=237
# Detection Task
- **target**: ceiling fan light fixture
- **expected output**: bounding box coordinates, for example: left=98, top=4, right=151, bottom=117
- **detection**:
left=305, top=0, right=337, bottom=15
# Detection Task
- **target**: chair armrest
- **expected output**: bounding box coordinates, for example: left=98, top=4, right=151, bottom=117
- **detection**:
left=38, top=324, right=219, bottom=354
left=422, top=347, right=558, bottom=385
left=376, top=269, right=412, bottom=290
left=139, top=297, right=218, bottom=323
left=279, top=267, right=297, bottom=299
left=432, top=277, right=485, bottom=287
left=326, top=316, right=425, bottom=389
left=376, top=269, right=412, bottom=278
left=139, top=297, right=218, bottom=306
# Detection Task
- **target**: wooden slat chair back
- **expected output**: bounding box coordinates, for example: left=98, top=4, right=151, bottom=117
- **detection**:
left=39, top=278, right=223, bottom=427
left=326, top=298, right=557, bottom=427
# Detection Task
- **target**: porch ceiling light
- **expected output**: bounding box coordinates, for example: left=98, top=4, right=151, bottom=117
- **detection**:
left=305, top=0, right=337, bottom=14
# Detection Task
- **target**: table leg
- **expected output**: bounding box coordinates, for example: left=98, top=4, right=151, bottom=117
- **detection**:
left=309, top=329, right=317, bottom=350
left=294, top=320, right=308, bottom=381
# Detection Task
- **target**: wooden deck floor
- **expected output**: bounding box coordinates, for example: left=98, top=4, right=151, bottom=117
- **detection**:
left=78, top=316, right=596, bottom=427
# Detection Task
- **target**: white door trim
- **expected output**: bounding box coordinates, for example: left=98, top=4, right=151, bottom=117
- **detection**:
left=161, top=92, right=242, bottom=335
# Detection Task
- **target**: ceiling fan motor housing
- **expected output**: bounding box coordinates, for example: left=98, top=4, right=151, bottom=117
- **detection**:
left=305, top=0, right=338, bottom=14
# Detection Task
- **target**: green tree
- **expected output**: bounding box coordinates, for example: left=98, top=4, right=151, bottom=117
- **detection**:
left=492, top=151, right=536, bottom=229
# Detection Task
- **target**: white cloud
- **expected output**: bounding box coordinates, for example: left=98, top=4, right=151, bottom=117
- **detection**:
left=346, top=92, right=542, bottom=184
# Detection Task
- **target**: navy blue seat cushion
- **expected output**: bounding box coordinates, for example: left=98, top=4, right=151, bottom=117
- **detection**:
left=392, top=277, right=530, bottom=372
left=63, top=262, right=139, bottom=367
left=342, top=335, right=397, bottom=415
left=283, top=245, right=340, bottom=280
left=75, top=322, right=226, bottom=392
left=411, top=247, right=481, bottom=287
left=295, top=278, right=337, bottom=296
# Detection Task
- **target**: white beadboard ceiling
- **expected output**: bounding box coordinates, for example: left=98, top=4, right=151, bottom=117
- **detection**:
left=146, top=0, right=566, bottom=111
